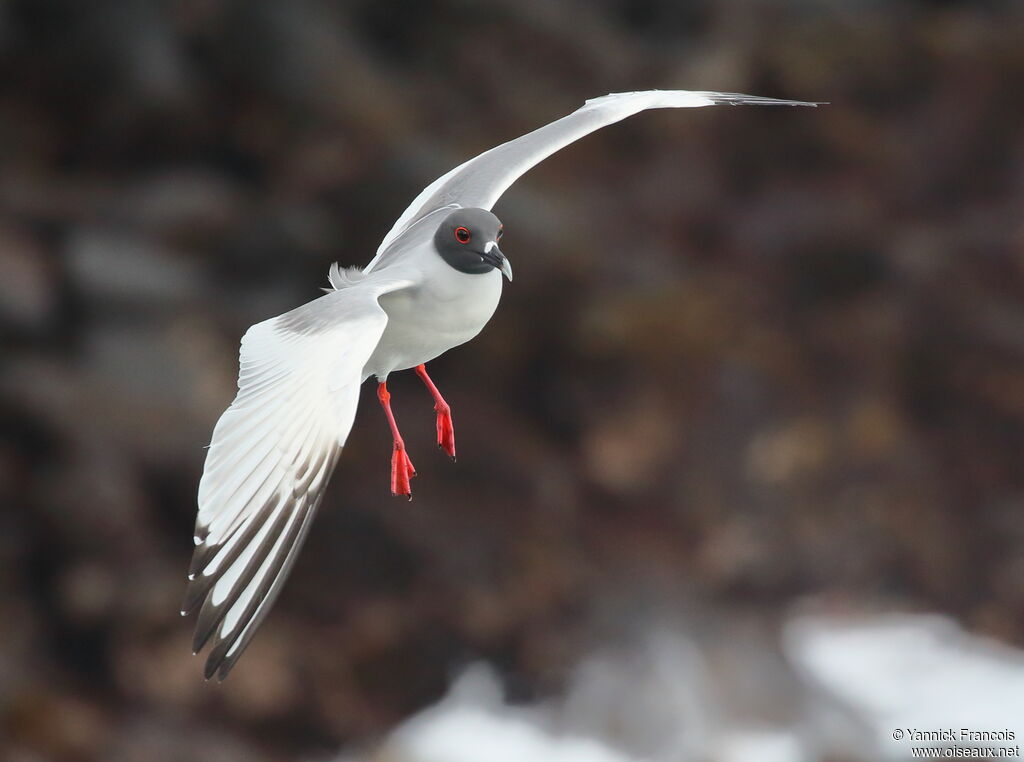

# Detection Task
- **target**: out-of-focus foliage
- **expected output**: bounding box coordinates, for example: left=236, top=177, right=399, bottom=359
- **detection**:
left=1, top=0, right=1022, bottom=760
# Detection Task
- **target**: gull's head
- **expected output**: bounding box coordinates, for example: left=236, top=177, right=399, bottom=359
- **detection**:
left=434, top=208, right=512, bottom=281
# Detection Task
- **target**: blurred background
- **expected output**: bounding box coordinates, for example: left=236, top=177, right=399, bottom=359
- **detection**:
left=2, top=0, right=1024, bottom=760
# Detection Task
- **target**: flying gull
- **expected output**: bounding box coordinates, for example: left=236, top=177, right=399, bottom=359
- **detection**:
left=183, top=90, right=820, bottom=679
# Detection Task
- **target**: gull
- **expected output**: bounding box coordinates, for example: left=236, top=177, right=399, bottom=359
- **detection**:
left=183, top=90, right=820, bottom=679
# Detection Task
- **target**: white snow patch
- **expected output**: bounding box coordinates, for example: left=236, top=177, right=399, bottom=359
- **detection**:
left=785, top=612, right=1024, bottom=758
left=387, top=665, right=645, bottom=762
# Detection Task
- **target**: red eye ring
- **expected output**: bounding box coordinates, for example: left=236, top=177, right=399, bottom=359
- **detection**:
left=454, top=226, right=471, bottom=244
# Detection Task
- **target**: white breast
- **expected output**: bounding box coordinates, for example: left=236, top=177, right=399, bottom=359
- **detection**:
left=362, top=252, right=503, bottom=380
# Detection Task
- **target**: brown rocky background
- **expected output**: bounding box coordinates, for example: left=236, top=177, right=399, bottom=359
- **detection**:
left=2, top=0, right=1023, bottom=759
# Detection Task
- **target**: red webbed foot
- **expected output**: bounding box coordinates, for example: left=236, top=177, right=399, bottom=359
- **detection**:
left=416, top=364, right=456, bottom=461
left=435, top=401, right=456, bottom=460
left=390, top=445, right=416, bottom=500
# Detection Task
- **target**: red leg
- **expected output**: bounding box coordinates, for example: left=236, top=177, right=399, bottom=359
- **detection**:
left=415, top=364, right=456, bottom=460
left=377, top=381, right=416, bottom=499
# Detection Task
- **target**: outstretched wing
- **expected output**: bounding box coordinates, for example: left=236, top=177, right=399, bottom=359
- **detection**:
left=183, top=278, right=411, bottom=680
left=367, top=90, right=820, bottom=270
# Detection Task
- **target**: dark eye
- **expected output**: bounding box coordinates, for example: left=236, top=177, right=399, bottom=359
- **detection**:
left=496, top=226, right=503, bottom=240
left=454, top=226, right=471, bottom=244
